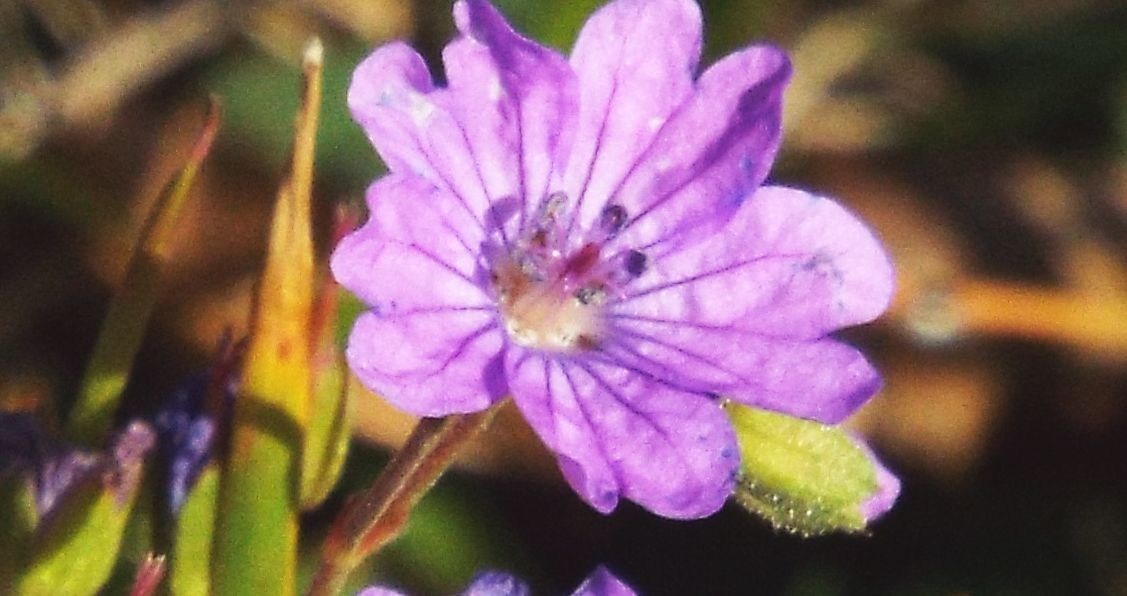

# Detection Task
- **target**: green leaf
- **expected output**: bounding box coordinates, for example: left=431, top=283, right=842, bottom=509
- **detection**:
left=169, top=464, right=219, bottom=596
left=65, top=100, right=221, bottom=445
left=726, top=404, right=880, bottom=536
left=14, top=423, right=152, bottom=596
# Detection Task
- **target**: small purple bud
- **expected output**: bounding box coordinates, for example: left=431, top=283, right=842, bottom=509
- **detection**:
left=0, top=413, right=98, bottom=518
left=105, top=421, right=156, bottom=507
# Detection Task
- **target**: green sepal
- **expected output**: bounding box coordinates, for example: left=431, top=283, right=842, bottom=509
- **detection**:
left=300, top=359, right=353, bottom=509
left=726, top=403, right=879, bottom=536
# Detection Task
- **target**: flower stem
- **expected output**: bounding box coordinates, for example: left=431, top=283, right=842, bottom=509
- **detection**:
left=306, top=403, right=503, bottom=596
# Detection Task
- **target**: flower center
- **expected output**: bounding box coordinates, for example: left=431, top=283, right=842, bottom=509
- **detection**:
left=490, top=194, right=647, bottom=353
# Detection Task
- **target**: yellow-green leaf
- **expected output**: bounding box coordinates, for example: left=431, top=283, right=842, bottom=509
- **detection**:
left=212, top=38, right=322, bottom=596
left=66, top=99, right=221, bottom=445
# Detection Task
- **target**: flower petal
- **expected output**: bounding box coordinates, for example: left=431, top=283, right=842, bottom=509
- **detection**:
left=349, top=43, right=492, bottom=218
left=506, top=351, right=737, bottom=519
left=356, top=588, right=408, bottom=596
left=564, top=0, right=702, bottom=232
left=331, top=174, right=490, bottom=314
left=601, top=320, right=881, bottom=423
left=346, top=311, right=506, bottom=416
left=570, top=566, right=637, bottom=596
left=460, top=570, right=531, bottom=596
left=612, top=46, right=791, bottom=251
left=446, top=0, right=578, bottom=232
left=856, top=439, right=900, bottom=523
left=619, top=185, right=894, bottom=340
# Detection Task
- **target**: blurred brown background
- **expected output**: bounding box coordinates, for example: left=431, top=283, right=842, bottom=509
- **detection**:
left=2, top=0, right=1127, bottom=594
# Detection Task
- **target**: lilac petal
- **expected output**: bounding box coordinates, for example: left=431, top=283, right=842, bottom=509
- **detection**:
left=153, top=374, right=217, bottom=514
left=564, top=0, right=702, bottom=232
left=331, top=174, right=490, bottom=314
left=446, top=0, right=578, bottom=226
left=348, top=42, right=437, bottom=176
left=570, top=566, right=637, bottom=596
left=356, top=588, right=408, bottom=596
left=347, top=310, right=506, bottom=416
left=348, top=43, right=493, bottom=223
left=506, top=350, right=737, bottom=519
left=602, top=320, right=881, bottom=423
left=620, top=185, right=895, bottom=340
left=855, top=439, right=900, bottom=523
left=460, top=570, right=531, bottom=596
left=611, top=45, right=791, bottom=252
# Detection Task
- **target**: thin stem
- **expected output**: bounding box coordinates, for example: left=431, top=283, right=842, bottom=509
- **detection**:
left=306, top=403, right=504, bottom=596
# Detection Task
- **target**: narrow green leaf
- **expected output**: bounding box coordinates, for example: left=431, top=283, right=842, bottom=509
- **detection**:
left=16, top=423, right=153, bottom=596
left=66, top=99, right=221, bottom=445
left=169, top=464, right=219, bottom=596
left=726, top=404, right=879, bottom=536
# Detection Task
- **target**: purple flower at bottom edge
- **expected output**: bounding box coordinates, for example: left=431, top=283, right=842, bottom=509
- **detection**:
left=334, top=0, right=895, bottom=519
left=359, top=566, right=636, bottom=596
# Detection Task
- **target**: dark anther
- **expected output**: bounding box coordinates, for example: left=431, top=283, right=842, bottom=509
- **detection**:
left=599, top=204, right=628, bottom=237
left=575, top=285, right=607, bottom=306
left=624, top=249, right=648, bottom=278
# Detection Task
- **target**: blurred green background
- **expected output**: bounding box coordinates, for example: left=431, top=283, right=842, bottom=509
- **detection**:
left=3, top=0, right=1127, bottom=594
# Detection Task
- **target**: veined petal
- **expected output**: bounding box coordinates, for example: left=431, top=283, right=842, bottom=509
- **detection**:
left=348, top=42, right=437, bottom=177
left=331, top=174, right=490, bottom=314
left=447, top=0, right=578, bottom=234
left=620, top=185, right=894, bottom=340
left=506, top=351, right=737, bottom=519
left=613, top=46, right=791, bottom=252
left=600, top=322, right=881, bottom=423
left=348, top=43, right=494, bottom=221
left=564, top=0, right=702, bottom=234
left=346, top=311, right=506, bottom=416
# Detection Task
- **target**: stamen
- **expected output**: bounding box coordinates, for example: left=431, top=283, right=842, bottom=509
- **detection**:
left=598, top=204, right=628, bottom=238
left=537, top=192, right=568, bottom=225
left=575, top=284, right=608, bottom=306
left=623, top=249, right=648, bottom=278
left=528, top=192, right=568, bottom=250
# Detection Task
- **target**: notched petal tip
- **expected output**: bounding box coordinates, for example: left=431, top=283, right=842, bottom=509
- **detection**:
left=557, top=453, right=620, bottom=515
left=347, top=42, right=435, bottom=120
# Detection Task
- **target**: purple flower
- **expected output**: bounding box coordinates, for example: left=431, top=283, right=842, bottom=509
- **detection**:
left=359, top=566, right=635, bottom=596
left=0, top=413, right=98, bottom=517
left=152, top=338, right=239, bottom=515
left=334, top=0, right=894, bottom=519
left=153, top=374, right=218, bottom=514
left=0, top=414, right=154, bottom=519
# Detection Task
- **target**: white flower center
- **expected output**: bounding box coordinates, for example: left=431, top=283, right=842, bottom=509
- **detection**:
left=489, top=194, right=647, bottom=353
